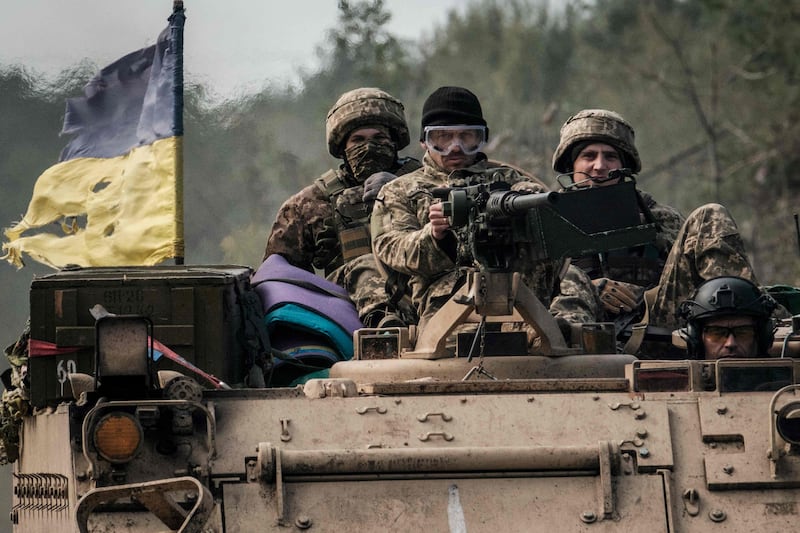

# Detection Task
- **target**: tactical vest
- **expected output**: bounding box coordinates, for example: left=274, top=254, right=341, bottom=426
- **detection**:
left=571, top=246, right=665, bottom=289
left=571, top=188, right=668, bottom=289
left=315, top=158, right=421, bottom=267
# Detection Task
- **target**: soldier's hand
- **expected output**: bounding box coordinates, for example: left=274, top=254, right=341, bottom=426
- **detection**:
left=363, top=172, right=397, bottom=203
left=313, top=218, right=339, bottom=266
left=511, top=181, right=547, bottom=194
left=594, top=278, right=639, bottom=315
left=428, top=201, right=450, bottom=240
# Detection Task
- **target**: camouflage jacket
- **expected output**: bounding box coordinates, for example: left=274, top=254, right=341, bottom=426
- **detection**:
left=372, top=153, right=600, bottom=323
left=570, top=189, right=684, bottom=288
left=264, top=157, right=420, bottom=277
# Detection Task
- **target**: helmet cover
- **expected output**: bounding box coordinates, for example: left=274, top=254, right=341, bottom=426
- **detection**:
left=552, top=109, right=641, bottom=173
left=326, top=88, right=410, bottom=158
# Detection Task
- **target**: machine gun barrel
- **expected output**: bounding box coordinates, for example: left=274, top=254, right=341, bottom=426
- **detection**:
left=486, top=190, right=558, bottom=218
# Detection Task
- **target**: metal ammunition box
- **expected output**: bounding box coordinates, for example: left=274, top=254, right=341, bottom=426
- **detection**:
left=28, top=265, right=252, bottom=406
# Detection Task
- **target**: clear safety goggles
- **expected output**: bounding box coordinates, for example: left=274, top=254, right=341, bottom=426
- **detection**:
left=423, top=125, right=487, bottom=156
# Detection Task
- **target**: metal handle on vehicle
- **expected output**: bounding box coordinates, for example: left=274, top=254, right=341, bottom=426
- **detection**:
left=256, top=440, right=621, bottom=522
left=75, top=476, right=213, bottom=533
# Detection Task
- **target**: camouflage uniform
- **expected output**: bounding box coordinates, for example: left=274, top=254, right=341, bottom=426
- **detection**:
left=630, top=202, right=776, bottom=358
left=553, top=109, right=769, bottom=355
left=263, top=88, right=420, bottom=325
left=570, top=190, right=685, bottom=291
left=265, top=161, right=419, bottom=276
left=554, top=109, right=686, bottom=301
left=649, top=202, right=760, bottom=332
left=372, top=152, right=600, bottom=333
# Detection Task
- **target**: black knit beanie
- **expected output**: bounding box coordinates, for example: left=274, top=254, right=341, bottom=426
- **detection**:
left=419, top=86, right=488, bottom=141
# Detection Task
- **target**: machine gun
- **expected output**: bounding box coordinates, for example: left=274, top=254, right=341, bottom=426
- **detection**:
left=404, top=177, right=658, bottom=359
left=441, top=177, right=658, bottom=272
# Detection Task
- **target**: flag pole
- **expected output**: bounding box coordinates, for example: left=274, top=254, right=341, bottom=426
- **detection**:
left=169, top=0, right=186, bottom=265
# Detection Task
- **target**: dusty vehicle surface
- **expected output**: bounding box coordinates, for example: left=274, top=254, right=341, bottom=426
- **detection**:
left=5, top=180, right=800, bottom=532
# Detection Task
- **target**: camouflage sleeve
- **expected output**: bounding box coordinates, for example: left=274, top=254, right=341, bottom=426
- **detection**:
left=508, top=171, right=551, bottom=194
left=549, top=264, right=602, bottom=324
left=486, top=160, right=551, bottom=192
left=372, top=177, right=457, bottom=278
left=510, top=180, right=550, bottom=194
left=650, top=203, right=761, bottom=330
left=263, top=184, right=334, bottom=272
left=648, top=200, right=685, bottom=257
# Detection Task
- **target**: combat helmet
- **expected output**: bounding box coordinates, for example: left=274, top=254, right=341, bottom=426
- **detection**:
left=677, top=276, right=778, bottom=357
left=552, top=109, right=642, bottom=174
left=325, top=88, right=411, bottom=158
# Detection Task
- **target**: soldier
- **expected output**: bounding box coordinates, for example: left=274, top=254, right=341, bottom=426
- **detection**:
left=676, top=276, right=778, bottom=359
left=553, top=109, right=685, bottom=299
left=552, top=109, right=767, bottom=355
left=372, top=86, right=600, bottom=342
left=264, top=88, right=420, bottom=327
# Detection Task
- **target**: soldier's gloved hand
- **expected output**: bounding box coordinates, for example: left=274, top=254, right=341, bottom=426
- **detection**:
left=313, top=218, right=339, bottom=268
left=594, top=278, right=639, bottom=315
left=511, top=181, right=547, bottom=194
left=362, top=172, right=397, bottom=203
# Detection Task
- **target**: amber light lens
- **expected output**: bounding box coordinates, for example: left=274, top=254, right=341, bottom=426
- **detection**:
left=93, top=412, right=143, bottom=463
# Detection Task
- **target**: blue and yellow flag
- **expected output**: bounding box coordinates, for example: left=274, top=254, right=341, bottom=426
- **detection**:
left=3, top=8, right=185, bottom=268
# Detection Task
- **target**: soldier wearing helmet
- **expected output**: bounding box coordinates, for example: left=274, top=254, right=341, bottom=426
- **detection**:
left=553, top=109, right=642, bottom=181
left=372, top=87, right=601, bottom=341
left=552, top=109, right=783, bottom=356
left=677, top=276, right=778, bottom=359
left=553, top=110, right=685, bottom=312
left=264, top=88, right=420, bottom=327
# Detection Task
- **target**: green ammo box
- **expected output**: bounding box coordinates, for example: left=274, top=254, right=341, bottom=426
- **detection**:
left=28, top=265, right=253, bottom=407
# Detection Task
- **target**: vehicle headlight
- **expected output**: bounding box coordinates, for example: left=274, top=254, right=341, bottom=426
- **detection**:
left=776, top=401, right=800, bottom=445
left=92, top=411, right=143, bottom=464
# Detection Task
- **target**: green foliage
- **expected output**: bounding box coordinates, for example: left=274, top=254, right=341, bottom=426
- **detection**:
left=304, top=0, right=412, bottom=99
left=563, top=0, right=799, bottom=283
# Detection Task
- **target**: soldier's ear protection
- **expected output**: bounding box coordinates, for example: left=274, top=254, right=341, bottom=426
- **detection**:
left=677, top=315, right=776, bottom=358
left=676, top=301, right=703, bottom=358
left=757, top=316, right=777, bottom=355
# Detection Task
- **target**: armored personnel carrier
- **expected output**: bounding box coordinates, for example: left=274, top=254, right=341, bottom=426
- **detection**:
left=4, top=181, right=800, bottom=532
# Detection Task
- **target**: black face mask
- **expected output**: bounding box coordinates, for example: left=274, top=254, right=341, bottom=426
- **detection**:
left=344, top=140, right=397, bottom=183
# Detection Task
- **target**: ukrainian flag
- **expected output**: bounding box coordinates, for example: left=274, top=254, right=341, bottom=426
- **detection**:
left=3, top=7, right=185, bottom=268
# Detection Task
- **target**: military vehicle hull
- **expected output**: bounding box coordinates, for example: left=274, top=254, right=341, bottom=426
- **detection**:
left=11, top=349, right=800, bottom=532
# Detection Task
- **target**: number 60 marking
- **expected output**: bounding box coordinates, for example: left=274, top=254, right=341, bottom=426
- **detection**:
left=57, top=359, right=77, bottom=385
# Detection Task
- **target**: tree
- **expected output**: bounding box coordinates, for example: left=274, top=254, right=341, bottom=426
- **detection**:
left=560, top=0, right=799, bottom=283
left=303, top=0, right=411, bottom=97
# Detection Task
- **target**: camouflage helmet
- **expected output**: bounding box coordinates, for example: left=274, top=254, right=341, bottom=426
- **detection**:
left=552, top=109, right=642, bottom=174
left=325, top=88, right=411, bottom=158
